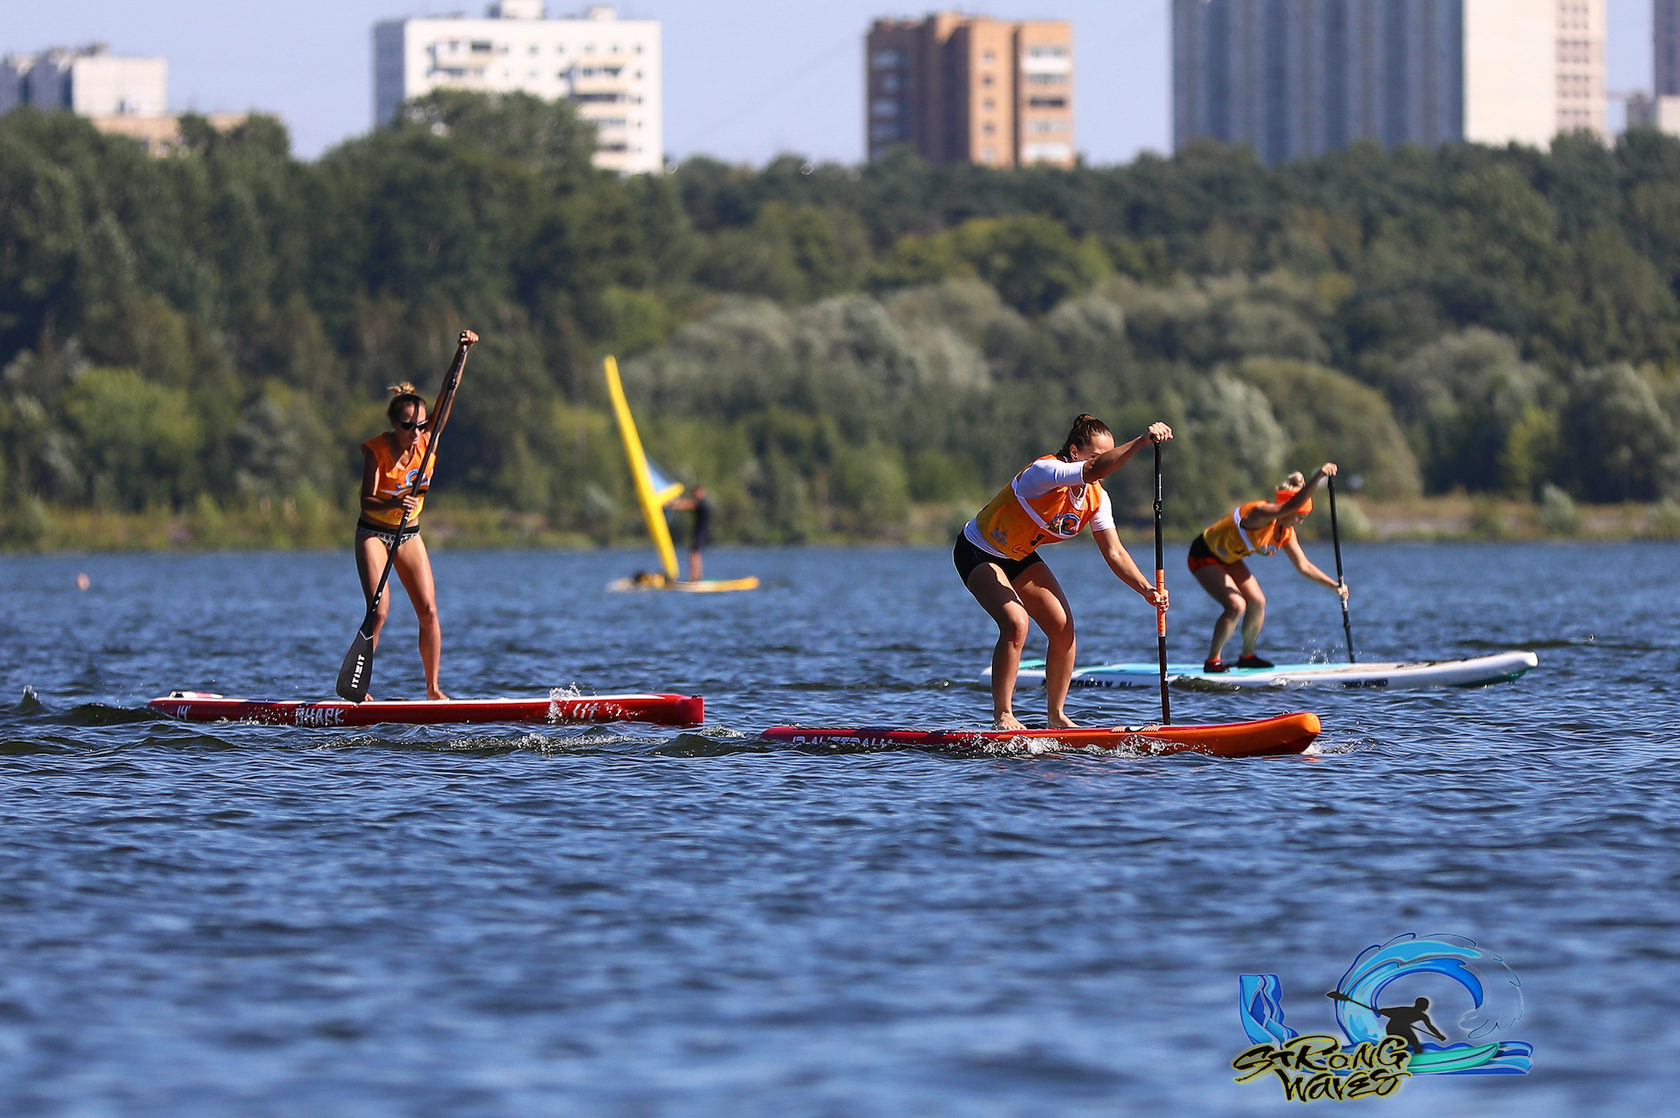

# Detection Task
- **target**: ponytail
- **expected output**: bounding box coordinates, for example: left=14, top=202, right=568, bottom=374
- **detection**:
left=1057, top=413, right=1113, bottom=460
left=386, top=381, right=426, bottom=422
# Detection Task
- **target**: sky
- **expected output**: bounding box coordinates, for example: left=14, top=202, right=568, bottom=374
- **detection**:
left=1, top=1, right=1660, bottom=167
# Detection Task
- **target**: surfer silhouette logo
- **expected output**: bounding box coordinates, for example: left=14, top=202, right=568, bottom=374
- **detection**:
left=1324, top=992, right=1447, bottom=1053
left=1234, top=933, right=1532, bottom=1101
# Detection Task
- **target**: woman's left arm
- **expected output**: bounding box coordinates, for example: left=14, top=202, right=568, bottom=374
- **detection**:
left=1094, top=527, right=1168, bottom=608
left=1282, top=535, right=1347, bottom=596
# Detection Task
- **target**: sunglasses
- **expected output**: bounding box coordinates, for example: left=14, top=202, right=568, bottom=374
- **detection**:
left=396, top=418, right=429, bottom=430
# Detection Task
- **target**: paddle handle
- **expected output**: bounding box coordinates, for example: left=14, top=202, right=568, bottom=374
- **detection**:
left=1326, top=474, right=1355, bottom=663
left=1153, top=439, right=1170, bottom=725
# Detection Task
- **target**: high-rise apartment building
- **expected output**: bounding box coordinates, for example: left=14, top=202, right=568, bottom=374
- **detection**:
left=0, top=43, right=245, bottom=156
left=1657, top=0, right=1680, bottom=95
left=1173, top=1, right=1605, bottom=166
left=1555, top=0, right=1606, bottom=134
left=865, top=13, right=1075, bottom=168
left=1628, top=2, right=1680, bottom=132
left=0, top=44, right=166, bottom=117
left=373, top=1, right=662, bottom=174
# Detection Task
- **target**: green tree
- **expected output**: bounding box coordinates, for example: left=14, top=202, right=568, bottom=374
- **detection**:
left=61, top=366, right=205, bottom=509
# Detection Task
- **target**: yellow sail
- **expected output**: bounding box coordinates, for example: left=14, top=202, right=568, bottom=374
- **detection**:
left=604, top=356, right=682, bottom=582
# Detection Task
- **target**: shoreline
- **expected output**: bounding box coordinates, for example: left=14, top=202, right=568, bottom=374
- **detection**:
left=4, top=494, right=1679, bottom=553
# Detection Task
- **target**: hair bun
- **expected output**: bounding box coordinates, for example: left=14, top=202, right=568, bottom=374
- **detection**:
left=387, top=381, right=418, bottom=398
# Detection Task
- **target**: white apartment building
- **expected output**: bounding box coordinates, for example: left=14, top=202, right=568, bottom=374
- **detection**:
left=1173, top=0, right=1605, bottom=166
left=0, top=44, right=166, bottom=116
left=373, top=1, right=662, bottom=174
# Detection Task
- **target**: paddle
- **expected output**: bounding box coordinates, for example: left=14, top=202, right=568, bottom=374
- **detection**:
left=336, top=330, right=477, bottom=701
left=1325, top=990, right=1376, bottom=1012
left=1153, top=438, right=1171, bottom=725
left=1326, top=474, right=1356, bottom=662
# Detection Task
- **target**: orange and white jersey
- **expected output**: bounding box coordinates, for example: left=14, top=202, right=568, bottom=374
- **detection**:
left=1200, top=500, right=1294, bottom=564
left=963, top=455, right=1112, bottom=560
left=360, top=432, right=435, bottom=528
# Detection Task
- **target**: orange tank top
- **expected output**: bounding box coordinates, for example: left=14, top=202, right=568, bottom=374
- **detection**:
left=1200, top=500, right=1294, bottom=564
left=973, top=455, right=1106, bottom=560
left=360, top=432, right=435, bottom=528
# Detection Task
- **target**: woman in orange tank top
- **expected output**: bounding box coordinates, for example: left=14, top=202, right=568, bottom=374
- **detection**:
left=955, top=413, right=1173, bottom=731
left=1186, top=463, right=1348, bottom=673
left=353, top=377, right=462, bottom=700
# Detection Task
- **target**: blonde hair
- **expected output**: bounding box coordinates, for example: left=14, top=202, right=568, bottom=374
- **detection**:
left=1279, top=471, right=1306, bottom=490
left=386, top=381, right=426, bottom=422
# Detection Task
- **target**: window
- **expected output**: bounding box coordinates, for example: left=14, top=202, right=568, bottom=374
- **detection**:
left=872, top=98, right=900, bottom=117
left=872, top=48, right=906, bottom=68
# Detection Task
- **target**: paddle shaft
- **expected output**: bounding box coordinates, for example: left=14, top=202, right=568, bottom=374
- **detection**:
left=336, top=331, right=476, bottom=701
left=1326, top=474, right=1355, bottom=662
left=1153, top=440, right=1170, bottom=724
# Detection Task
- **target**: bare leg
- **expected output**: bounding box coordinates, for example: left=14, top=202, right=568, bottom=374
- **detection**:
left=1193, top=560, right=1250, bottom=662
left=354, top=534, right=394, bottom=657
left=688, top=548, right=702, bottom=582
left=393, top=537, right=448, bottom=700
left=1013, top=563, right=1077, bottom=728
left=1234, top=568, right=1267, bottom=657
left=964, top=563, right=1032, bottom=730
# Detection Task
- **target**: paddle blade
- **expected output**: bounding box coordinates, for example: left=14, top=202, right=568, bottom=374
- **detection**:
left=336, top=627, right=375, bottom=701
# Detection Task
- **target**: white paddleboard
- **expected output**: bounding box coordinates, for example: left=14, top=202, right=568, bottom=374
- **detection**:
left=991, top=650, right=1538, bottom=691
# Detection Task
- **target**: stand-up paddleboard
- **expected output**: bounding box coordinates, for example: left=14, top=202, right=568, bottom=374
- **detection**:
left=761, top=711, right=1320, bottom=758
left=603, top=356, right=758, bottom=593
left=607, top=571, right=762, bottom=593
left=994, top=650, right=1538, bottom=691
left=150, top=690, right=704, bottom=728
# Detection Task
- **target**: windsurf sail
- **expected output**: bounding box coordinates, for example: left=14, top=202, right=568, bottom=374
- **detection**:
left=604, top=356, right=683, bottom=582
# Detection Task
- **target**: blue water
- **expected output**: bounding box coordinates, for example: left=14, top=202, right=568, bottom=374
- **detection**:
left=3, top=542, right=1677, bottom=1116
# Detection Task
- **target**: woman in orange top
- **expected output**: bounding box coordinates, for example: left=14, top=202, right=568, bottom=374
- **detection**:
left=1187, top=463, right=1349, bottom=673
left=956, top=413, right=1173, bottom=731
left=354, top=378, right=461, bottom=700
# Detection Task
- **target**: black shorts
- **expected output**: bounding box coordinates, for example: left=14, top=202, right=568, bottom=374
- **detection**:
left=953, top=532, right=1044, bottom=584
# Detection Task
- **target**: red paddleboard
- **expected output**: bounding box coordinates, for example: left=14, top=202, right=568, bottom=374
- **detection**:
left=149, top=691, right=704, bottom=728
left=761, top=711, right=1320, bottom=757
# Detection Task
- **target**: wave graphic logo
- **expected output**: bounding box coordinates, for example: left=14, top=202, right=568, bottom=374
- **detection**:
left=1233, top=933, right=1533, bottom=1102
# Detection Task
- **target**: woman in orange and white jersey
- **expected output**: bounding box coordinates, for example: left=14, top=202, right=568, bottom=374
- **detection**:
left=1187, top=463, right=1348, bottom=673
left=354, top=378, right=461, bottom=700
left=955, top=413, right=1173, bottom=731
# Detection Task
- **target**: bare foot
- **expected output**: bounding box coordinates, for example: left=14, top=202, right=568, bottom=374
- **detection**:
left=993, top=712, right=1026, bottom=732
left=1048, top=714, right=1079, bottom=729
left=426, top=688, right=450, bottom=701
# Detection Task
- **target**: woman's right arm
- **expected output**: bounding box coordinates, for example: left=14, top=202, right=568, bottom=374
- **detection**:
left=1241, top=462, right=1337, bottom=529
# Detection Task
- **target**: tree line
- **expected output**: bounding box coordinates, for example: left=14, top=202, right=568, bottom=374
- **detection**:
left=4, top=91, right=1679, bottom=548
